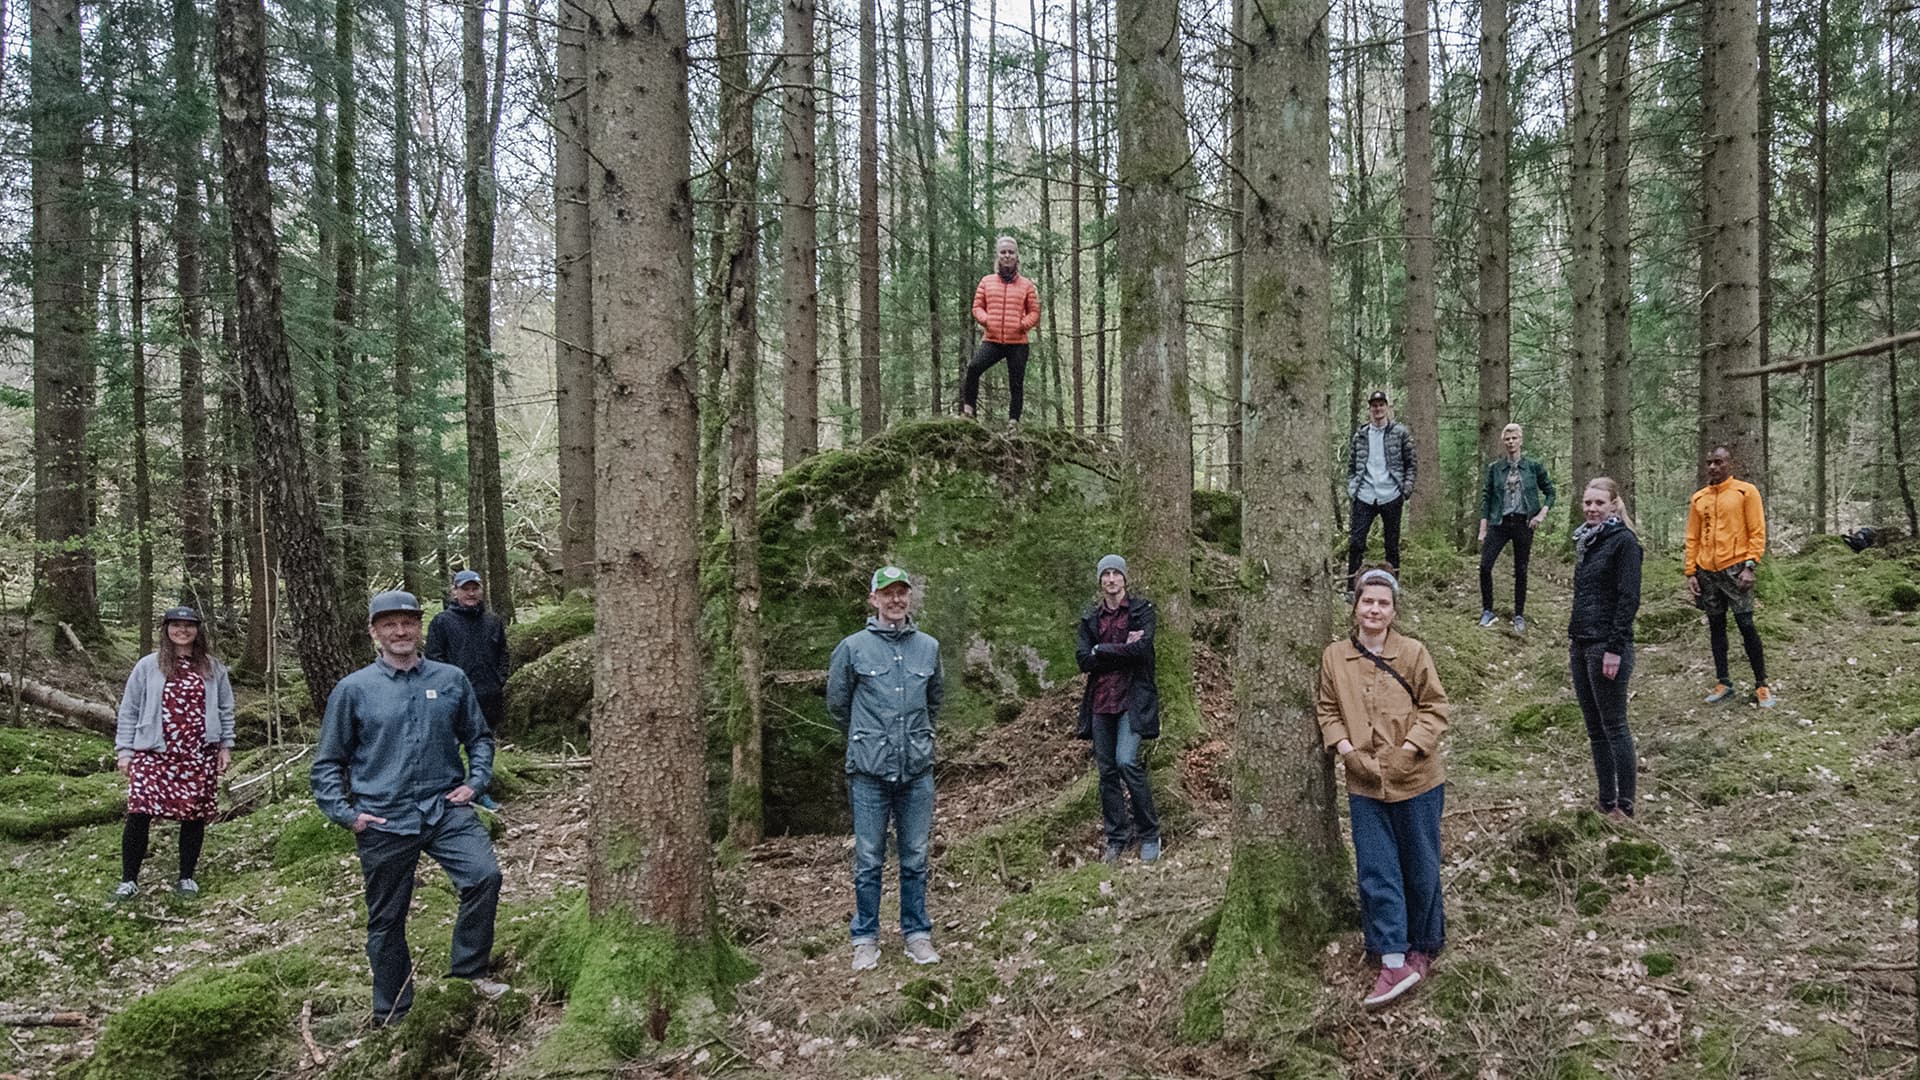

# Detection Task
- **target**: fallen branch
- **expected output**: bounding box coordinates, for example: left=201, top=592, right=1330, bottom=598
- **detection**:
left=0, top=671, right=116, bottom=735
left=1444, top=801, right=1525, bottom=818
left=298, top=999, right=325, bottom=1067
left=0, top=1010, right=87, bottom=1027
left=57, top=623, right=98, bottom=668
left=1728, top=329, right=1920, bottom=378
left=1844, top=960, right=1916, bottom=972
left=506, top=756, right=592, bottom=771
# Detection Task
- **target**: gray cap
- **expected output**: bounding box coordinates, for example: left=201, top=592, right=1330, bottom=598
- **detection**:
left=368, top=590, right=424, bottom=621
left=160, top=606, right=201, bottom=623
left=452, top=569, right=482, bottom=587
left=1096, top=554, right=1128, bottom=582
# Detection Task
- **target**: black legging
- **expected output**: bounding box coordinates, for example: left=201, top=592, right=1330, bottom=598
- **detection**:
left=961, top=341, right=1030, bottom=420
left=122, top=813, right=206, bottom=883
left=1479, top=514, right=1535, bottom=614
left=1708, top=609, right=1768, bottom=685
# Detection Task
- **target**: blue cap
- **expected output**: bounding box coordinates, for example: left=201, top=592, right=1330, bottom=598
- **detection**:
left=368, top=590, right=424, bottom=622
left=452, top=569, right=482, bottom=587
left=160, top=606, right=201, bottom=623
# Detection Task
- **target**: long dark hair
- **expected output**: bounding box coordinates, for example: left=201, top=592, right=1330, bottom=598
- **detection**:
left=157, top=619, right=214, bottom=680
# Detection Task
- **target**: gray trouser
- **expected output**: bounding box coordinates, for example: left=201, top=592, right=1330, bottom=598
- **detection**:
left=355, top=806, right=502, bottom=1022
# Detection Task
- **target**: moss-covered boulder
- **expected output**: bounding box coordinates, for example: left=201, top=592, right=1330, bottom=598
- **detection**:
left=84, top=968, right=288, bottom=1079
left=0, top=727, right=115, bottom=776
left=508, top=595, right=595, bottom=669
left=0, top=770, right=124, bottom=839
left=502, top=636, right=593, bottom=747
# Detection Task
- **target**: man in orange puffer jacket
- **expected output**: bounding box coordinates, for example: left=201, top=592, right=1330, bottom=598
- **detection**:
left=962, top=236, right=1041, bottom=423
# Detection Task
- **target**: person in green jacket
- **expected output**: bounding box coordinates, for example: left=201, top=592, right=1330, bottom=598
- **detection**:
left=1477, top=423, right=1555, bottom=633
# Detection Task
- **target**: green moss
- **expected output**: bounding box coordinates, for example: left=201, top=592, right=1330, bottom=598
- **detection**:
left=1574, top=879, right=1612, bottom=916
left=1508, top=702, right=1582, bottom=737
left=0, top=727, right=114, bottom=776
left=947, top=774, right=1100, bottom=882
left=1788, top=980, right=1849, bottom=1007
left=1887, top=582, right=1920, bottom=610
left=324, top=982, right=501, bottom=1080
left=895, top=970, right=995, bottom=1029
left=1547, top=1053, right=1610, bottom=1080
left=1603, top=837, right=1671, bottom=877
left=0, top=771, right=124, bottom=838
left=271, top=807, right=356, bottom=868
left=507, top=595, right=596, bottom=669
left=86, top=969, right=288, bottom=1079
left=502, top=636, right=594, bottom=746
left=1642, top=951, right=1676, bottom=977
left=1190, top=490, right=1241, bottom=554
left=1424, top=958, right=1522, bottom=1019
left=1460, top=747, right=1519, bottom=773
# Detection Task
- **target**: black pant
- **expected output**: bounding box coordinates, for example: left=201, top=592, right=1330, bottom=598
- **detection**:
left=962, top=341, right=1030, bottom=420
left=1479, top=514, right=1536, bottom=614
left=122, top=813, right=206, bottom=883
left=356, top=807, right=502, bottom=1023
left=1347, top=496, right=1405, bottom=583
left=1708, top=609, right=1768, bottom=685
left=1090, top=712, right=1158, bottom=846
left=477, top=691, right=505, bottom=734
left=1570, top=642, right=1636, bottom=814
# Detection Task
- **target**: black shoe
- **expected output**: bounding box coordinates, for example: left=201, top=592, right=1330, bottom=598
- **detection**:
left=1101, top=842, right=1124, bottom=865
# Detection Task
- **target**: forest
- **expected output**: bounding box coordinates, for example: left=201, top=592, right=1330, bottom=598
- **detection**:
left=0, top=0, right=1916, bottom=1070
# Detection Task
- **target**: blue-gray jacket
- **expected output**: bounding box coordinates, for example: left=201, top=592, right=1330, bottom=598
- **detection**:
left=115, top=652, right=237, bottom=760
left=310, top=657, right=494, bottom=835
left=826, top=617, right=943, bottom=781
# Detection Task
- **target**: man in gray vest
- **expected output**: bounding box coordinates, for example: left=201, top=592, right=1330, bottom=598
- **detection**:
left=1346, top=390, right=1418, bottom=591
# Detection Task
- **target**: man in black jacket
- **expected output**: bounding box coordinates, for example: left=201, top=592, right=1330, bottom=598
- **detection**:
left=1074, top=555, right=1162, bottom=864
left=426, top=570, right=510, bottom=736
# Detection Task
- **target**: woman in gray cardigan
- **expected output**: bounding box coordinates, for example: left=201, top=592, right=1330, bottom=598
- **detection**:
left=113, top=607, right=235, bottom=899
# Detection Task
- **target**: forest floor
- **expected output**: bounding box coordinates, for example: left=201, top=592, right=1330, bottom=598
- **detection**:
left=0, top=540, right=1915, bottom=1079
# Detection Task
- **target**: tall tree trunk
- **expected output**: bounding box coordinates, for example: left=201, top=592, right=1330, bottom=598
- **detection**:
left=463, top=0, right=514, bottom=618
left=1699, top=0, right=1763, bottom=483
left=1475, top=0, right=1510, bottom=467
left=918, top=0, right=942, bottom=416
left=1031, top=0, right=1062, bottom=427
left=1225, top=6, right=1244, bottom=490
left=781, top=0, right=820, bottom=465
left=584, top=0, right=734, bottom=1016
left=1400, top=0, right=1439, bottom=529
left=1115, top=0, right=1195, bottom=741
left=1810, top=0, right=1827, bottom=528
left=308, top=0, right=337, bottom=529
left=1886, top=29, right=1917, bottom=535
left=392, top=0, right=424, bottom=598
left=1570, top=0, right=1605, bottom=503
left=984, top=0, right=998, bottom=235
left=214, top=0, right=357, bottom=712
left=1755, top=0, right=1771, bottom=483
left=1093, top=8, right=1110, bottom=434
left=857, top=0, right=883, bottom=436
left=132, top=138, right=154, bottom=653
left=173, top=0, right=213, bottom=614
left=333, top=0, right=368, bottom=601
left=1070, top=0, right=1086, bottom=433
left=30, top=0, right=104, bottom=645
left=554, top=0, right=594, bottom=587
left=1184, top=0, right=1347, bottom=1037
left=889, top=0, right=918, bottom=415
left=717, top=0, right=767, bottom=850
left=1601, top=0, right=1633, bottom=502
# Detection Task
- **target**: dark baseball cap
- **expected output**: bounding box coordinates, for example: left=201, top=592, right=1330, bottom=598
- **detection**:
left=1368, top=390, right=1390, bottom=404
left=452, top=569, right=482, bottom=587
left=160, top=606, right=201, bottom=623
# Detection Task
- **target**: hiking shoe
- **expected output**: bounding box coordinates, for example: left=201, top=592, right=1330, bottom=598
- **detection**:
left=851, top=941, right=881, bottom=971
left=1363, top=963, right=1421, bottom=1008
left=1101, top=842, right=1124, bottom=865
left=904, top=936, right=942, bottom=965
left=1478, top=610, right=1497, bottom=628
left=470, top=978, right=511, bottom=1000
left=1754, top=686, right=1778, bottom=709
left=1606, top=807, right=1632, bottom=824
left=1704, top=682, right=1736, bottom=705
left=174, top=878, right=200, bottom=897
left=1138, top=838, right=1162, bottom=864
left=111, top=881, right=138, bottom=902
left=1511, top=614, right=1527, bottom=635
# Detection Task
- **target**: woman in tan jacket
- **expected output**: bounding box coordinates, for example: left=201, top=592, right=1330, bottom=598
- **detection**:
left=1317, top=568, right=1450, bottom=1008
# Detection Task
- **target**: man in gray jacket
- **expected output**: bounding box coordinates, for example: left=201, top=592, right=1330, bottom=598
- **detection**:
left=826, top=566, right=944, bottom=971
left=1346, top=390, right=1418, bottom=589
left=312, top=590, right=506, bottom=1025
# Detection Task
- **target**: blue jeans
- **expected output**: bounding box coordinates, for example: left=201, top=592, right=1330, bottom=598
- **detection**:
left=848, top=770, right=934, bottom=942
left=1090, top=712, right=1159, bottom=846
left=1570, top=642, right=1637, bottom=814
left=1349, top=784, right=1445, bottom=958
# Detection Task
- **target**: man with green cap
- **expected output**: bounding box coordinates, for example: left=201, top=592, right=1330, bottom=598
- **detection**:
left=826, top=566, right=945, bottom=971
left=312, top=590, right=507, bottom=1025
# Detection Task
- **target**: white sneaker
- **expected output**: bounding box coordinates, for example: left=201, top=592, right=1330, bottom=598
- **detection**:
left=851, top=941, right=881, bottom=971
left=471, top=978, right=511, bottom=1000
left=904, top=935, right=942, bottom=965
left=175, top=878, right=200, bottom=897
left=111, top=881, right=138, bottom=902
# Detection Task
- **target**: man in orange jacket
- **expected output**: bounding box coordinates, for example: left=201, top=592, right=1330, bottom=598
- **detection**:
left=1685, top=445, right=1777, bottom=708
left=962, top=236, right=1041, bottom=423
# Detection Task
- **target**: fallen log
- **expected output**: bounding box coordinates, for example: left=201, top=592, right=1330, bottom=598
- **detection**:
left=0, top=672, right=117, bottom=735
left=0, top=1010, right=88, bottom=1027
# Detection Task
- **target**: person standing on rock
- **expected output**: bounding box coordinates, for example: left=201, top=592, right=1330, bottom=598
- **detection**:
left=1476, top=422, right=1555, bottom=634
left=1569, top=478, right=1643, bottom=821
left=1317, top=569, right=1450, bottom=1009
left=961, top=236, right=1041, bottom=424
left=1685, top=446, right=1777, bottom=708
left=1073, top=554, right=1162, bottom=864
left=425, top=569, right=511, bottom=736
left=1345, top=390, right=1417, bottom=592
left=826, top=566, right=945, bottom=971
left=312, top=590, right=507, bottom=1026
left=112, top=606, right=235, bottom=900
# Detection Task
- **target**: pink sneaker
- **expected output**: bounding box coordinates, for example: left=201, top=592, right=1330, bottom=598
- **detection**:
left=1407, top=951, right=1434, bottom=980
left=1363, top=963, right=1421, bottom=1008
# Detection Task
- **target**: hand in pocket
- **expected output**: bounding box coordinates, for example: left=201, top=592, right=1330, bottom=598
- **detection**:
left=1342, top=749, right=1381, bottom=787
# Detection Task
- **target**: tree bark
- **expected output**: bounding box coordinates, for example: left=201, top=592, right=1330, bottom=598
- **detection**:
left=1570, top=0, right=1605, bottom=505
left=1810, top=0, right=1827, bottom=529
left=173, top=0, right=213, bottom=615
left=1070, top=0, right=1086, bottom=433
left=1601, top=0, right=1633, bottom=502
left=1400, top=0, right=1439, bottom=529
left=1115, top=0, right=1195, bottom=740
left=0, top=672, right=116, bottom=734
left=1184, top=0, right=1348, bottom=1037
left=214, top=0, right=358, bottom=713
left=1755, top=0, right=1771, bottom=485
left=554, top=0, right=594, bottom=589
left=1698, top=0, right=1763, bottom=484
left=1031, top=0, right=1062, bottom=426
left=333, top=0, right=368, bottom=601
left=1225, top=5, right=1245, bottom=490
left=463, top=0, right=513, bottom=618
left=780, top=0, right=820, bottom=465
left=858, top=0, right=883, bottom=436
left=584, top=0, right=715, bottom=935
left=1475, top=0, right=1511, bottom=467
left=132, top=134, right=154, bottom=654
left=919, top=0, right=942, bottom=416
left=392, top=0, right=424, bottom=599
left=30, top=0, right=104, bottom=645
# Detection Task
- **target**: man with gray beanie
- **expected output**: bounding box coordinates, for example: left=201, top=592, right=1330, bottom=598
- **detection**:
left=1074, top=555, right=1162, bottom=863
left=312, top=590, right=506, bottom=1025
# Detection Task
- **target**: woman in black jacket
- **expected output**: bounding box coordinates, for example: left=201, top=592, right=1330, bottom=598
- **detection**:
left=1567, top=478, right=1643, bottom=821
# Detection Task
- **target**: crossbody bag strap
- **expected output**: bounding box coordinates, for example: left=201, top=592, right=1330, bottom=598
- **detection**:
left=1349, top=634, right=1419, bottom=709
